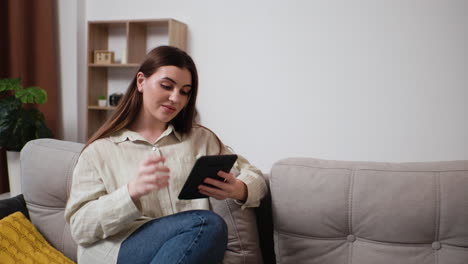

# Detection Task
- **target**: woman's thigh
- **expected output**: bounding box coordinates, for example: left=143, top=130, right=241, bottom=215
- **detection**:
left=117, top=210, right=227, bottom=264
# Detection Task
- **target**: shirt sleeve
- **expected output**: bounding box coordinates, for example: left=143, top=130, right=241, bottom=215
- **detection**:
left=64, top=153, right=141, bottom=245
left=223, top=147, right=267, bottom=209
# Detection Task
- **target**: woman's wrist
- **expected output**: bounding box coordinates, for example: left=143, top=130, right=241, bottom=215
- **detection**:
left=233, top=180, right=248, bottom=202
left=128, top=182, right=140, bottom=202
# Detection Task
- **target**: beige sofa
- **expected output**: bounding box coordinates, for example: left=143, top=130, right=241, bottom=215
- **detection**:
left=7, top=139, right=468, bottom=263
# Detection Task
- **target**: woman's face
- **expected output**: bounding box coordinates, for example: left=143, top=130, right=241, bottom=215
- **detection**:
left=137, top=65, right=192, bottom=126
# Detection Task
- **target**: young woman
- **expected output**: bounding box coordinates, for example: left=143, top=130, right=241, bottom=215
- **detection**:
left=65, top=46, right=267, bottom=264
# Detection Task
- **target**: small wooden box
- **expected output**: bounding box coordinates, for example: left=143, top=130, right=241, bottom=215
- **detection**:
left=93, top=50, right=114, bottom=64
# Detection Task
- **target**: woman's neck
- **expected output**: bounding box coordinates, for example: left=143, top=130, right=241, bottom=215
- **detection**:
left=130, top=113, right=168, bottom=143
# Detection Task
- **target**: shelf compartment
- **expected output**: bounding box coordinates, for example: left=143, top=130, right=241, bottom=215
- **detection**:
left=88, top=106, right=117, bottom=110
left=88, top=63, right=140, bottom=68
left=127, top=19, right=187, bottom=64
left=86, top=19, right=187, bottom=140
left=86, top=110, right=114, bottom=139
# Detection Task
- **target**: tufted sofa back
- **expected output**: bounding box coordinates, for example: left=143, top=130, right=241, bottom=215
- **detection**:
left=270, top=158, right=468, bottom=264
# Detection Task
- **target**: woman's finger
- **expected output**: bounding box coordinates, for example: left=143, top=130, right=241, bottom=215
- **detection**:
left=155, top=181, right=169, bottom=189
left=200, top=191, right=226, bottom=200
left=198, top=188, right=224, bottom=200
left=142, top=174, right=170, bottom=185
left=203, top=177, right=229, bottom=190
left=141, top=155, right=165, bottom=166
left=129, top=156, right=169, bottom=200
left=139, top=163, right=170, bottom=176
left=217, top=171, right=235, bottom=183
left=143, top=175, right=169, bottom=190
left=198, top=184, right=228, bottom=199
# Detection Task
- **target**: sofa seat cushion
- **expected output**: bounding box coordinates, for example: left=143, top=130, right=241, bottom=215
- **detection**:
left=0, top=212, right=75, bottom=263
left=270, top=158, right=468, bottom=264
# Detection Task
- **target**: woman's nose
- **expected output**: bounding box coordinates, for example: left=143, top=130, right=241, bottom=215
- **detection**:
left=169, top=90, right=181, bottom=103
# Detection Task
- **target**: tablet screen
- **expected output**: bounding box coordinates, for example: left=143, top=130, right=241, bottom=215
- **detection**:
left=178, top=154, right=238, bottom=200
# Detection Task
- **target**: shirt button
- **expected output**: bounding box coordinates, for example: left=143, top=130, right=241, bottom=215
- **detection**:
left=152, top=146, right=157, bottom=151
left=432, top=241, right=441, bottom=250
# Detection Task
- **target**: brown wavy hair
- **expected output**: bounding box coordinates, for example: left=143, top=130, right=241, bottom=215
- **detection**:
left=85, top=46, right=199, bottom=149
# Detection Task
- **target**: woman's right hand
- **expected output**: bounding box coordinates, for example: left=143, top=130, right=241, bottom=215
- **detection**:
left=128, top=156, right=170, bottom=202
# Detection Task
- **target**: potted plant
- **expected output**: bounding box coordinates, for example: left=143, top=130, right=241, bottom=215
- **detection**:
left=98, top=95, right=107, bottom=107
left=0, top=78, right=53, bottom=195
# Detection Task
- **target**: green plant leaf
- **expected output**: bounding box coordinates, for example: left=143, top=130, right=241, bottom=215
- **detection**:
left=0, top=78, right=53, bottom=151
left=35, top=116, right=53, bottom=139
left=15, top=86, right=48, bottom=104
left=0, top=78, right=22, bottom=92
left=0, top=95, right=21, bottom=114
left=0, top=96, right=52, bottom=151
left=0, top=96, right=22, bottom=150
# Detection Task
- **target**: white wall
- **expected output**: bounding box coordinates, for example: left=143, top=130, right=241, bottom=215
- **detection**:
left=61, top=0, right=468, bottom=171
left=57, top=0, right=78, bottom=141
left=58, top=0, right=86, bottom=142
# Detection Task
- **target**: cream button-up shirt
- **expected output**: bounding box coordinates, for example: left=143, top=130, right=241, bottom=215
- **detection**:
left=64, top=125, right=267, bottom=264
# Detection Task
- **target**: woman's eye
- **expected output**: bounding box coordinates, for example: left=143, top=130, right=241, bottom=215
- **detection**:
left=161, top=84, right=172, bottom=90
left=181, top=90, right=191, bottom=96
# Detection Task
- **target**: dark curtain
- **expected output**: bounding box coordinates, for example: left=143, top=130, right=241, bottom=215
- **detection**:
left=0, top=0, right=59, bottom=193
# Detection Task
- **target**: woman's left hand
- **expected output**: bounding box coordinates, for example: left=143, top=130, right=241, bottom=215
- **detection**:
left=198, top=171, right=247, bottom=202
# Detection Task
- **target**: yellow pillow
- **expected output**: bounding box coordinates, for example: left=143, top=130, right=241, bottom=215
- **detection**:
left=0, top=212, right=75, bottom=264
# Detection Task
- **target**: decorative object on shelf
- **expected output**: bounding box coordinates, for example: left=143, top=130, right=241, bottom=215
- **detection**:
left=93, top=50, right=114, bottom=64
left=0, top=78, right=53, bottom=196
left=121, top=49, right=127, bottom=64
left=97, top=95, right=107, bottom=107
left=109, top=93, right=123, bottom=106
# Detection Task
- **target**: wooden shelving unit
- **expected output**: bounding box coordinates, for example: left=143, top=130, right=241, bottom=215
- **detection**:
left=86, top=19, right=187, bottom=139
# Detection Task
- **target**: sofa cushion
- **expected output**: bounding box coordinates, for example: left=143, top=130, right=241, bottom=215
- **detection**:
left=0, top=194, right=29, bottom=220
left=0, top=212, right=74, bottom=263
left=210, top=198, right=263, bottom=264
left=270, top=158, right=468, bottom=264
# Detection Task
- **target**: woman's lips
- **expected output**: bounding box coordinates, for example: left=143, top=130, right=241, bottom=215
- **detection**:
left=161, top=105, right=176, bottom=112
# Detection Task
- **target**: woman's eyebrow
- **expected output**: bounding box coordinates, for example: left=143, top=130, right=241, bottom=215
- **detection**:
left=161, top=77, right=192, bottom=88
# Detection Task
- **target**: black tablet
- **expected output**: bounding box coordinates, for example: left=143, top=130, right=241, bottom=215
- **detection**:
left=178, top=154, right=238, bottom=200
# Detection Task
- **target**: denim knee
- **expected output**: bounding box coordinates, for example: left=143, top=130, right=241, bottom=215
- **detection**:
left=194, top=210, right=228, bottom=242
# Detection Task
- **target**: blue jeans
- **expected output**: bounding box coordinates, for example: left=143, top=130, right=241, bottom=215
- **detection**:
left=117, top=210, right=228, bottom=264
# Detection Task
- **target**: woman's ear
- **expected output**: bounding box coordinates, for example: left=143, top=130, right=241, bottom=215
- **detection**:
left=136, top=72, right=145, bottom=92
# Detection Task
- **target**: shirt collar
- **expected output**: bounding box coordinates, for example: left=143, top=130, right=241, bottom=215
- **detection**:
left=109, top=124, right=182, bottom=144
